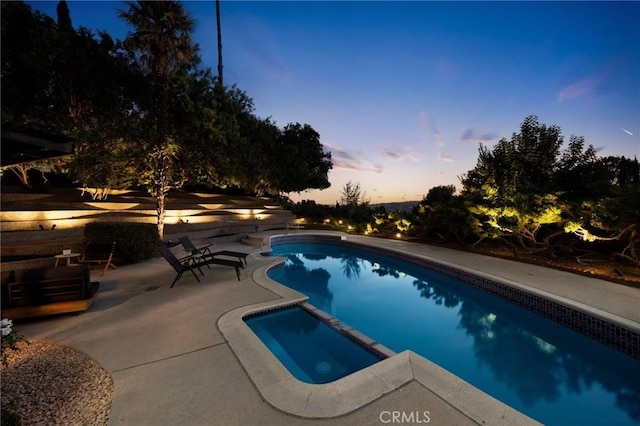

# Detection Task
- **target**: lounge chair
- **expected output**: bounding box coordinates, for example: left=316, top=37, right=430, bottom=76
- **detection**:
left=80, top=241, right=117, bottom=276
left=159, top=245, right=205, bottom=288
left=159, top=244, right=243, bottom=288
left=178, top=236, right=249, bottom=266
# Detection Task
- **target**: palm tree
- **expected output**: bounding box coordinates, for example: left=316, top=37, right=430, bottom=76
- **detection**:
left=216, top=0, right=223, bottom=86
left=118, top=1, right=195, bottom=238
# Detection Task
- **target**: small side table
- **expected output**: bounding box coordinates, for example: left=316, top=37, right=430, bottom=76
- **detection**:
left=54, top=253, right=81, bottom=266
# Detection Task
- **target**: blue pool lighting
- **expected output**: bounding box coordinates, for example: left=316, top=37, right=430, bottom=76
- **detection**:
left=245, top=305, right=382, bottom=384
left=263, top=240, right=640, bottom=425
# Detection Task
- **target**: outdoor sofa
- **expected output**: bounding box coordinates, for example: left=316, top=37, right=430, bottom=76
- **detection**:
left=1, top=265, right=99, bottom=320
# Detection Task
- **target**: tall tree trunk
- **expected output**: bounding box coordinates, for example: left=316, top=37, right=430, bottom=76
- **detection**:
left=155, top=151, right=169, bottom=239
left=156, top=187, right=166, bottom=239
left=216, top=0, right=223, bottom=86
left=155, top=75, right=170, bottom=239
left=9, top=164, right=31, bottom=188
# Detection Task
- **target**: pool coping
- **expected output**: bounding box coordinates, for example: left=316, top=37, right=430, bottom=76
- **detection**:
left=218, top=241, right=540, bottom=424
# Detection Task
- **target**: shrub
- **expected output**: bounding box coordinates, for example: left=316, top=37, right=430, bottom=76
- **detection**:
left=84, top=222, right=161, bottom=265
left=1, top=318, right=25, bottom=367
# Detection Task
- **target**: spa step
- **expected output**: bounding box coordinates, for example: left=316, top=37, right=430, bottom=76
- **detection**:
left=241, top=234, right=268, bottom=247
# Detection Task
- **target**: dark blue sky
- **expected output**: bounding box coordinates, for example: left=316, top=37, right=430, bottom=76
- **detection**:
left=28, top=1, right=640, bottom=203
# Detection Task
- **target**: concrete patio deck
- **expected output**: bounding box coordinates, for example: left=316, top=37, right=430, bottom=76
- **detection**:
left=10, top=231, right=640, bottom=425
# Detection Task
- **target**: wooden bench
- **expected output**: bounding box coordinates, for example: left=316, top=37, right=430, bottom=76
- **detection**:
left=1, top=265, right=99, bottom=320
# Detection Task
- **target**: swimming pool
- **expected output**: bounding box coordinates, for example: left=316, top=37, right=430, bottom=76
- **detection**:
left=267, top=240, right=640, bottom=425
left=245, top=305, right=382, bottom=384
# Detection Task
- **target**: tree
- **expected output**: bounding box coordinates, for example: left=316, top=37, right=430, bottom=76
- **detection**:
left=561, top=160, right=640, bottom=264
left=336, top=180, right=373, bottom=226
left=1, top=160, right=50, bottom=188
left=167, top=64, right=226, bottom=189
left=56, top=0, right=72, bottom=33
left=460, top=116, right=566, bottom=253
left=201, top=84, right=266, bottom=193
left=289, top=199, right=334, bottom=224
left=462, top=115, right=563, bottom=201
left=118, top=0, right=196, bottom=237
left=412, top=185, right=473, bottom=242
left=564, top=192, right=639, bottom=265
left=555, top=135, right=610, bottom=201
left=63, top=31, right=145, bottom=192
left=3, top=0, right=333, bottom=230
left=1, top=1, right=141, bottom=192
left=216, top=0, right=223, bottom=86
left=423, top=184, right=456, bottom=205
left=227, top=115, right=281, bottom=195
left=67, top=115, right=140, bottom=199
left=370, top=212, right=411, bottom=237
left=49, top=1, right=149, bottom=197
left=457, top=115, right=639, bottom=263
left=267, top=123, right=332, bottom=194
left=514, top=115, right=563, bottom=195
left=341, top=181, right=365, bottom=206
left=1, top=1, right=58, bottom=127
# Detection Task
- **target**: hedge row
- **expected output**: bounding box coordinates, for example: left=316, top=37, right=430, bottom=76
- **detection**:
left=84, top=222, right=161, bottom=265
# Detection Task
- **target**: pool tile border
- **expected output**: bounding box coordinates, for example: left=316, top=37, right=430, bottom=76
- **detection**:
left=269, top=234, right=640, bottom=359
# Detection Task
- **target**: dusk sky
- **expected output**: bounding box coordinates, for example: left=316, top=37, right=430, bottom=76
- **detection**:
left=28, top=1, right=640, bottom=204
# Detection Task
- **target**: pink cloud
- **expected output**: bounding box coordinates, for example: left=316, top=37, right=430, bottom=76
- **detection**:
left=382, top=145, right=422, bottom=162
left=438, top=153, right=454, bottom=162
left=461, top=129, right=498, bottom=145
left=420, top=111, right=445, bottom=147
left=323, top=143, right=384, bottom=173
left=557, top=72, right=605, bottom=103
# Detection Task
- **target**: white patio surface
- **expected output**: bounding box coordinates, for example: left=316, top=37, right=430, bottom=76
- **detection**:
left=12, top=231, right=639, bottom=425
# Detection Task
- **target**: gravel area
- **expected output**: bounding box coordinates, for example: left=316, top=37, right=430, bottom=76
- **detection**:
left=1, top=341, right=113, bottom=425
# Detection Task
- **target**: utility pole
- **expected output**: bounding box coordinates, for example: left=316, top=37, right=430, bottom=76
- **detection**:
left=216, top=0, right=223, bottom=87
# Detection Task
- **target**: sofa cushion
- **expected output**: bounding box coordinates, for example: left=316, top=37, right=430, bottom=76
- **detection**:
left=5, top=265, right=92, bottom=308
left=1, top=270, right=15, bottom=307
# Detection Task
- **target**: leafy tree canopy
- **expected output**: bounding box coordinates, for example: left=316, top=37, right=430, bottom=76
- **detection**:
left=2, top=0, right=334, bottom=210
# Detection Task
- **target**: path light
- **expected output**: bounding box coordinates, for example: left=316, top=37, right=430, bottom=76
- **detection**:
left=396, top=232, right=402, bottom=238
left=348, top=225, right=353, bottom=230
left=338, top=220, right=343, bottom=225
left=324, top=218, right=331, bottom=223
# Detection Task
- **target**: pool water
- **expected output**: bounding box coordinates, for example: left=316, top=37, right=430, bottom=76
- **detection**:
left=245, top=306, right=382, bottom=384
left=267, top=242, right=640, bottom=425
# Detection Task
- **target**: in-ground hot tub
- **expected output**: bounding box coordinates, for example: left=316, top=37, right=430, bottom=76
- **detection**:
left=244, top=304, right=383, bottom=384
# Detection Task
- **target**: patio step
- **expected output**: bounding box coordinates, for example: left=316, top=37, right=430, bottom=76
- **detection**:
left=241, top=234, right=268, bottom=247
